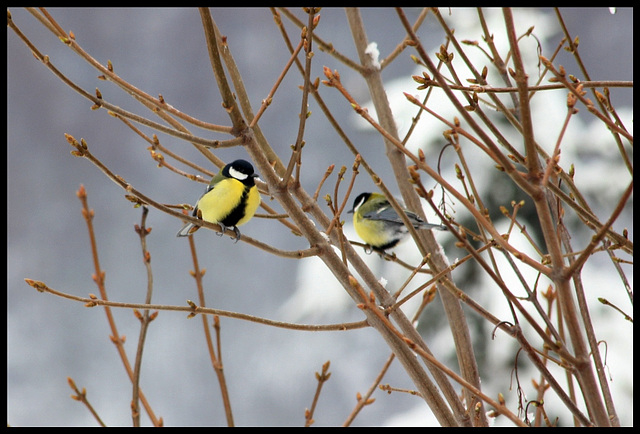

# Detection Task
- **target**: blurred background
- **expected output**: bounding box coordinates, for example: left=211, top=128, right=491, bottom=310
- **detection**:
left=8, top=8, right=632, bottom=426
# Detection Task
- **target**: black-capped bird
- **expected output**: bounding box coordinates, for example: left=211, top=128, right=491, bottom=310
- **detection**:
left=348, top=192, right=446, bottom=251
left=177, top=159, right=260, bottom=241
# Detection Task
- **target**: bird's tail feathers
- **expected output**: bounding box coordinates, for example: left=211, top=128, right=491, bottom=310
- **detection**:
left=176, top=223, right=198, bottom=237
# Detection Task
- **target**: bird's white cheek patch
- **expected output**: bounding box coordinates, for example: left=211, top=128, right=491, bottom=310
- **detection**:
left=229, top=166, right=249, bottom=180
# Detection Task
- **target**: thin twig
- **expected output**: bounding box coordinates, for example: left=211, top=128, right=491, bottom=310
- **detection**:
left=131, top=207, right=156, bottom=427
left=187, top=234, right=235, bottom=426
left=75, top=185, right=161, bottom=426
left=67, top=377, right=107, bottom=427
left=304, top=361, right=331, bottom=426
left=24, top=279, right=369, bottom=332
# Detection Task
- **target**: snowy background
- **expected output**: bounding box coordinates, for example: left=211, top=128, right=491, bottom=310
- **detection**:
left=8, top=8, right=632, bottom=426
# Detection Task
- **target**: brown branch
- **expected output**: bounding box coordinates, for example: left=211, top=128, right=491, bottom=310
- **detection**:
left=67, top=377, right=107, bottom=427
left=24, top=279, right=369, bottom=332
left=131, top=207, right=156, bottom=427
left=187, top=234, right=234, bottom=426
left=304, top=360, right=331, bottom=426
left=75, top=185, right=161, bottom=426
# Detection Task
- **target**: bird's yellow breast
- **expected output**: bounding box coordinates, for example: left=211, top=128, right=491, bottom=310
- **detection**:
left=197, top=178, right=259, bottom=227
left=353, top=212, right=392, bottom=247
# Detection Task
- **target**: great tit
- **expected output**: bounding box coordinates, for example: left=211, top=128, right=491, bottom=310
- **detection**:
left=176, top=159, right=261, bottom=240
left=348, top=192, right=447, bottom=251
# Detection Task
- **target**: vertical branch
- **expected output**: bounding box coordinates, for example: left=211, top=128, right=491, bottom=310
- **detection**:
left=502, top=8, right=540, bottom=177
left=131, top=207, right=157, bottom=427
left=281, top=8, right=318, bottom=188
left=304, top=361, right=331, bottom=426
left=213, top=15, right=287, bottom=174
left=503, top=8, right=610, bottom=426
left=383, top=9, right=487, bottom=425
left=187, top=236, right=235, bottom=427
left=476, top=8, right=520, bottom=110
left=76, top=185, right=161, bottom=427
left=199, top=8, right=246, bottom=134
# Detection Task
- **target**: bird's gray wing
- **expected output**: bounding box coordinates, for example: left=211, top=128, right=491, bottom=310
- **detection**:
left=362, top=203, right=407, bottom=225
left=363, top=204, right=446, bottom=230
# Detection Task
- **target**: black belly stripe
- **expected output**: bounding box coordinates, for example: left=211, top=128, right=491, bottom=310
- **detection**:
left=377, top=238, right=401, bottom=251
left=220, top=187, right=249, bottom=227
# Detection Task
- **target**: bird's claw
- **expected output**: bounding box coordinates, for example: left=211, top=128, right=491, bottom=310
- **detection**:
left=215, top=223, right=228, bottom=238
left=215, top=223, right=241, bottom=243
left=231, top=227, right=241, bottom=243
